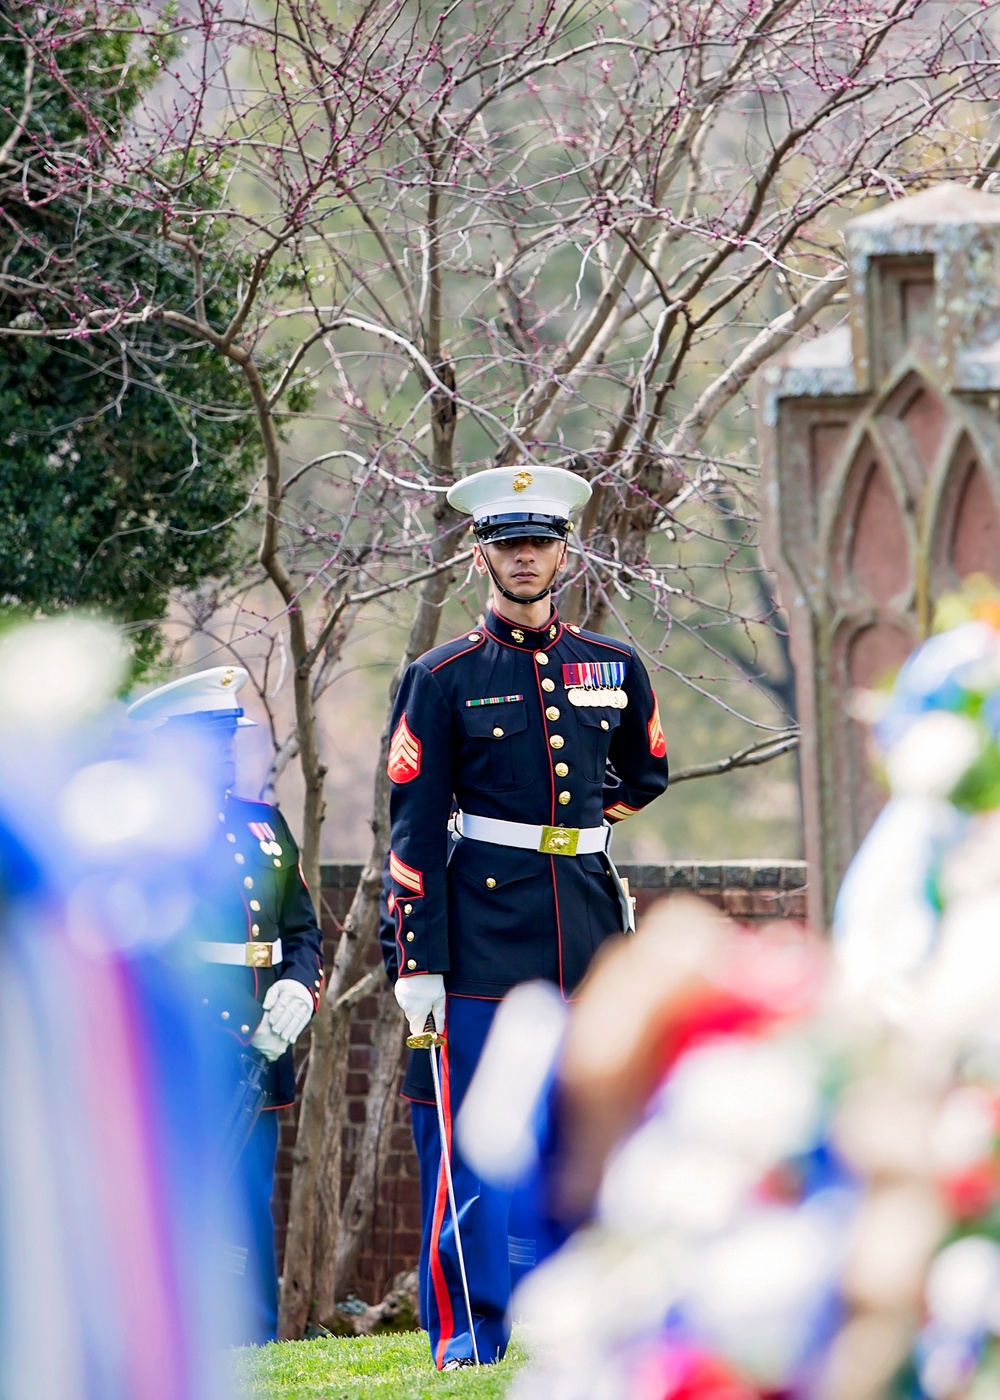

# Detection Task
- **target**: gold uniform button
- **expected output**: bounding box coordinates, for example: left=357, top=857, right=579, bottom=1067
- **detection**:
left=404, top=903, right=413, bottom=914
left=315, top=979, right=322, bottom=988
left=555, top=762, right=569, bottom=776
left=226, top=833, right=236, bottom=843
left=235, top=853, right=245, bottom=864
left=241, top=1024, right=250, bottom=1034
left=244, top=877, right=254, bottom=889
left=545, top=706, right=560, bottom=721
left=221, top=1011, right=230, bottom=1021
left=406, top=931, right=415, bottom=942
left=252, top=924, right=260, bottom=935
left=407, top=959, right=417, bottom=970
left=549, top=734, right=565, bottom=749
left=250, top=900, right=261, bottom=911
left=558, top=791, right=571, bottom=805
left=601, top=719, right=610, bottom=730
left=468, top=632, right=481, bottom=642
left=534, top=651, right=548, bottom=665
left=569, top=624, right=582, bottom=633
left=273, top=858, right=281, bottom=866
left=486, top=877, right=497, bottom=889
left=541, top=677, right=555, bottom=692
left=493, top=725, right=504, bottom=737
left=218, top=813, right=226, bottom=822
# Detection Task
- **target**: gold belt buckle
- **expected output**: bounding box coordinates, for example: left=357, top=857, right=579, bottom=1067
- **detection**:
left=246, top=942, right=273, bottom=968
left=538, top=825, right=580, bottom=856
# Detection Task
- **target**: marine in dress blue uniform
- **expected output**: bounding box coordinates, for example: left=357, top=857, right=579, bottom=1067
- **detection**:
left=127, top=667, right=324, bottom=1344
left=379, top=466, right=669, bottom=1369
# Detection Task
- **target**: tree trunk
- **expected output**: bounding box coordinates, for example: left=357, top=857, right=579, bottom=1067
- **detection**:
left=332, top=984, right=406, bottom=1296
left=279, top=369, right=460, bottom=1337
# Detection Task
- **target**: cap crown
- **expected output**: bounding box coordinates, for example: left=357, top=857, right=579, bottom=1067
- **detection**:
left=126, top=666, right=252, bottom=726
left=447, top=466, right=591, bottom=524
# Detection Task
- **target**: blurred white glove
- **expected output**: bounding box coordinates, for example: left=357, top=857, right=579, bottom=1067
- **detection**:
left=249, top=1019, right=287, bottom=1062
left=250, top=979, right=315, bottom=1061
left=261, top=978, right=315, bottom=1042
left=394, top=973, right=446, bottom=1038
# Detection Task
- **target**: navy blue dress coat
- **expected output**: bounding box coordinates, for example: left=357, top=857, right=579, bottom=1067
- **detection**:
left=379, top=608, right=669, bottom=1098
left=198, top=794, right=324, bottom=1107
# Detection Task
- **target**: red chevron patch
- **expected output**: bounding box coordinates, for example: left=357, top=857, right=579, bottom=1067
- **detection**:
left=648, top=695, right=667, bottom=758
left=388, top=714, right=422, bottom=783
left=389, top=851, right=425, bottom=896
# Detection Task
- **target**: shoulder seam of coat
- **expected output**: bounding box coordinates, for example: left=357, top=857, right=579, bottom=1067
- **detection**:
left=426, top=632, right=487, bottom=672
left=568, top=631, right=632, bottom=656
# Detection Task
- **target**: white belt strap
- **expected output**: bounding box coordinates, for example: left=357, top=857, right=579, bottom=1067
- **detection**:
left=455, top=811, right=608, bottom=857
left=197, top=938, right=283, bottom=968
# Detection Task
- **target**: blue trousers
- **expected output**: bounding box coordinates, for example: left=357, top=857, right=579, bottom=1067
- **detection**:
left=234, top=1107, right=280, bottom=1345
left=410, top=994, right=529, bottom=1369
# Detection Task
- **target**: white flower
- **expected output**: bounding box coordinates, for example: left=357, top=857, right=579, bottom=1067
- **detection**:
left=884, top=712, right=982, bottom=798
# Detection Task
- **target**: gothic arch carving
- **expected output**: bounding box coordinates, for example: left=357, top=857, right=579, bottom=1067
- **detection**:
left=829, top=435, right=913, bottom=606
left=930, top=434, right=1000, bottom=592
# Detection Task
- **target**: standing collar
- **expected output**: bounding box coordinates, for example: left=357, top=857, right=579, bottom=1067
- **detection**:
left=485, top=607, right=562, bottom=650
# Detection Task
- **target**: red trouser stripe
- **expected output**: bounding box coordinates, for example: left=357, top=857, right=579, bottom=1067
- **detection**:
left=428, top=1037, right=456, bottom=1369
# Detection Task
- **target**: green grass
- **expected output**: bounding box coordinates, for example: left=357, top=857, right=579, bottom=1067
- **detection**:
left=236, top=1331, right=526, bottom=1399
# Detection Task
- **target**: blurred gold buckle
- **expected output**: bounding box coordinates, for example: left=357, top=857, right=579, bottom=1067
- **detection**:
left=246, top=942, right=275, bottom=968
left=538, top=825, right=579, bottom=856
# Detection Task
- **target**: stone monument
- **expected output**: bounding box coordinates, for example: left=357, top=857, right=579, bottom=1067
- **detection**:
left=758, top=182, right=1000, bottom=926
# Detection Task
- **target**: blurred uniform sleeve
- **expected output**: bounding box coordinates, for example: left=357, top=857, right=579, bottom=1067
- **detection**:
left=274, top=809, right=325, bottom=1011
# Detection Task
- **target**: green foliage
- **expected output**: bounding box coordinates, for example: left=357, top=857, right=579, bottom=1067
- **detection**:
left=236, top=1331, right=526, bottom=1399
left=0, top=4, right=259, bottom=667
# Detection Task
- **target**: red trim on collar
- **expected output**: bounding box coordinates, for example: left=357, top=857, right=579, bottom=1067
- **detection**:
left=484, top=609, right=563, bottom=650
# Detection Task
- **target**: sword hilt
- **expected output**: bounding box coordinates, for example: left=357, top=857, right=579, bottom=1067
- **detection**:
left=406, top=1010, right=443, bottom=1051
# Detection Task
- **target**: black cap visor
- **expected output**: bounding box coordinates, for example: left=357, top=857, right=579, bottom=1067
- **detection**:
left=474, top=512, right=570, bottom=542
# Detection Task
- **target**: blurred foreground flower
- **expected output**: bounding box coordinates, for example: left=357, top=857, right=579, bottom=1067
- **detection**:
left=456, top=580, right=1000, bottom=1400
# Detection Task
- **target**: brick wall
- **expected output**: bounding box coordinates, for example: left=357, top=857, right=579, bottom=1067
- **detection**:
left=273, top=859, right=808, bottom=1303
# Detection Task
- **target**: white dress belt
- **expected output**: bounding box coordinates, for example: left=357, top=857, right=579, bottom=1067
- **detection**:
left=455, top=811, right=608, bottom=856
left=197, top=938, right=283, bottom=968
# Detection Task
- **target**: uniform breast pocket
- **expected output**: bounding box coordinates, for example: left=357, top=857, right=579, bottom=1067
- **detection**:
left=575, top=706, right=622, bottom=782
left=460, top=702, right=532, bottom=790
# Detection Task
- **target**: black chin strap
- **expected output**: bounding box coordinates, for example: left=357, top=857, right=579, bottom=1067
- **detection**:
left=479, top=547, right=559, bottom=606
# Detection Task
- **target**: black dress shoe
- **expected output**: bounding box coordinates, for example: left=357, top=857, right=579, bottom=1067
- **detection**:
left=442, top=1357, right=477, bottom=1370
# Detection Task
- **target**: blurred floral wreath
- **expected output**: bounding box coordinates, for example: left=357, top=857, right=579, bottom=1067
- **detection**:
left=462, top=575, right=1000, bottom=1400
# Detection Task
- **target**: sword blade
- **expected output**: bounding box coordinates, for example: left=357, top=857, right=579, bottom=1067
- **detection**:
left=429, top=1039, right=480, bottom=1367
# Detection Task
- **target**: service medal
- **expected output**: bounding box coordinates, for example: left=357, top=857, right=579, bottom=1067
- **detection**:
left=566, top=685, right=627, bottom=708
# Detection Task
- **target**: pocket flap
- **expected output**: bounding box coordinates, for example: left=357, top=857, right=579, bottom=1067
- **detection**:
left=575, top=705, right=623, bottom=731
left=461, top=701, right=528, bottom=739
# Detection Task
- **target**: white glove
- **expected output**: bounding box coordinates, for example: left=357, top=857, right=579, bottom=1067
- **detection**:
left=250, top=979, right=315, bottom=1061
left=261, top=978, right=315, bottom=1041
left=249, top=1018, right=288, bottom=1062
left=394, top=973, right=446, bottom=1038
